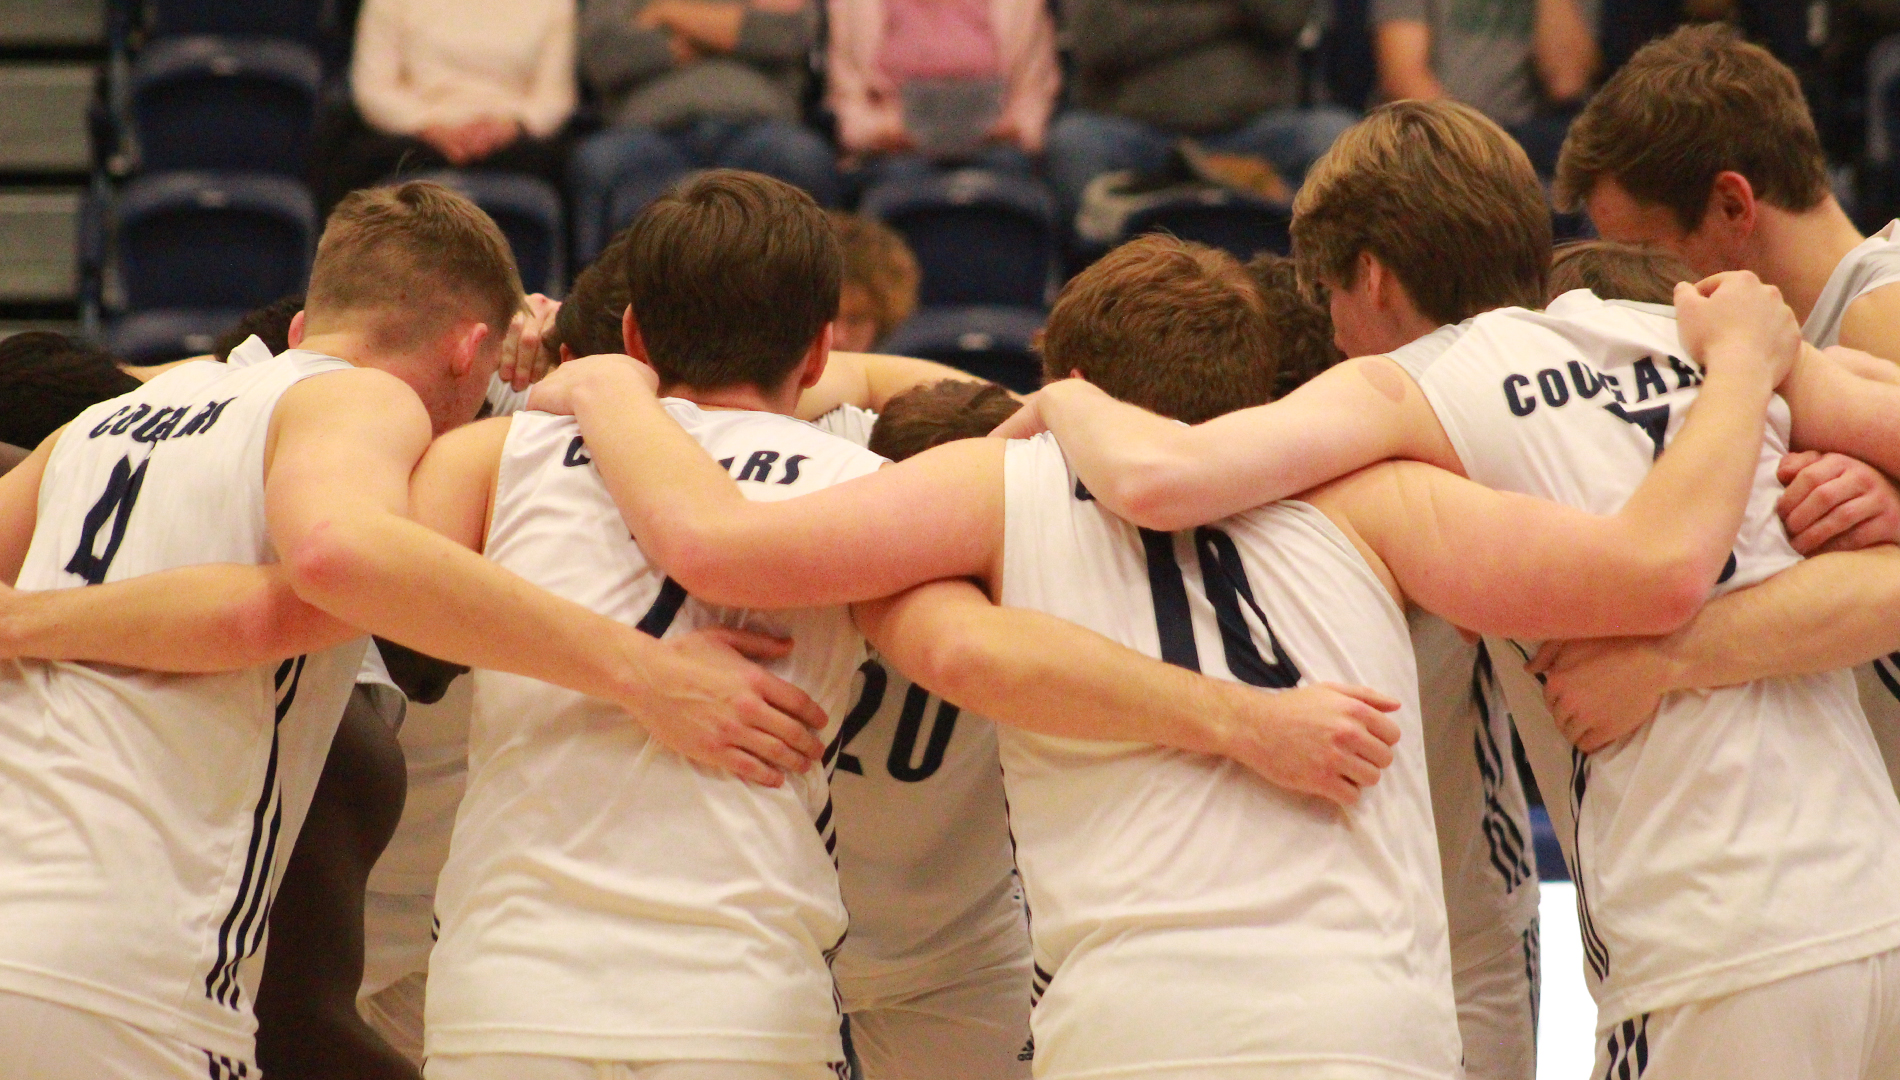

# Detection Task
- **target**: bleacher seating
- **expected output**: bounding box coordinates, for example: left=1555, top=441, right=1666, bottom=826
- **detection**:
left=415, top=170, right=568, bottom=297
left=861, top=170, right=1058, bottom=309
left=131, top=36, right=323, bottom=176
left=881, top=304, right=1045, bottom=394
left=1117, top=189, right=1292, bottom=262
left=106, top=306, right=243, bottom=363
left=141, top=0, right=333, bottom=49
left=1867, top=36, right=1900, bottom=227
left=113, top=171, right=314, bottom=312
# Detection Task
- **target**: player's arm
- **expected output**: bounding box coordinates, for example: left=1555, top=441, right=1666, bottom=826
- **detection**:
left=268, top=368, right=828, bottom=785
left=1528, top=545, right=1900, bottom=751
left=1000, top=356, right=1459, bottom=531
left=1837, top=283, right=1900, bottom=370
left=795, top=350, right=1006, bottom=420
left=1780, top=342, right=1900, bottom=477
left=854, top=578, right=1403, bottom=807
left=0, top=426, right=54, bottom=585
left=534, top=356, right=1001, bottom=608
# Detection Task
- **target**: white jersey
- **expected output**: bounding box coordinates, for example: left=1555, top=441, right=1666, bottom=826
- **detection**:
left=999, top=434, right=1460, bottom=1079
left=812, top=403, right=879, bottom=447
left=1799, top=223, right=1900, bottom=796
left=1411, top=614, right=1540, bottom=975
left=425, top=403, right=882, bottom=1064
left=0, top=339, right=367, bottom=1062
left=1391, top=290, right=1900, bottom=1024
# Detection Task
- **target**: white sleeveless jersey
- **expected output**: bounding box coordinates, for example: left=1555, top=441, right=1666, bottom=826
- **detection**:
left=1390, top=290, right=1900, bottom=1024
left=1411, top=613, right=1540, bottom=975
left=812, top=402, right=879, bottom=447
left=999, top=433, right=1460, bottom=1080
left=1798, top=224, right=1900, bottom=798
left=424, top=403, right=882, bottom=1064
left=0, top=339, right=367, bottom=1061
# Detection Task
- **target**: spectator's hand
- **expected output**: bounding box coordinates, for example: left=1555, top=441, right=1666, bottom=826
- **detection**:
left=463, top=116, right=522, bottom=159
left=666, top=32, right=700, bottom=65
left=1775, top=450, right=1900, bottom=554
left=501, top=294, right=563, bottom=392
left=1528, top=637, right=1673, bottom=753
left=986, top=115, right=1025, bottom=150
left=419, top=123, right=480, bottom=165
left=638, top=0, right=741, bottom=53
left=527, top=353, right=659, bottom=416
left=1210, top=681, right=1401, bottom=808
left=864, top=129, right=917, bottom=154
left=634, top=626, right=830, bottom=786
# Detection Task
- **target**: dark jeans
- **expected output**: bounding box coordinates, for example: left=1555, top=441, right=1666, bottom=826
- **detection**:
left=845, top=143, right=1037, bottom=201
left=568, top=118, right=841, bottom=266
left=311, top=99, right=571, bottom=216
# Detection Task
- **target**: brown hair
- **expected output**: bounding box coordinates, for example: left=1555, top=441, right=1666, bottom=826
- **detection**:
left=214, top=293, right=303, bottom=360
left=1245, top=254, right=1345, bottom=397
left=867, top=379, right=1021, bottom=461
left=1547, top=241, right=1696, bottom=304
left=1041, top=235, right=1276, bottom=424
left=1292, top=100, right=1550, bottom=325
left=625, top=170, right=841, bottom=392
left=830, top=211, right=920, bottom=344
left=305, top=181, right=523, bottom=349
left=1554, top=23, right=1829, bottom=229
left=0, top=331, right=140, bottom=448
left=549, top=228, right=634, bottom=361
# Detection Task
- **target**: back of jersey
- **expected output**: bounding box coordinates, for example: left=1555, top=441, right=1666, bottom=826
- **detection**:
left=1392, top=292, right=1900, bottom=1024
left=999, top=434, right=1460, bottom=1080
left=426, top=403, right=881, bottom=1066
left=0, top=339, right=366, bottom=1062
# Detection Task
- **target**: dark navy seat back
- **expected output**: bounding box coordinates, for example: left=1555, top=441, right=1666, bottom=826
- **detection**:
left=1120, top=190, right=1292, bottom=262
left=115, top=171, right=316, bottom=312
left=132, top=36, right=323, bottom=176
left=416, top=170, right=567, bottom=297
left=861, top=170, right=1058, bottom=309
left=881, top=304, right=1046, bottom=394
left=108, top=308, right=248, bottom=364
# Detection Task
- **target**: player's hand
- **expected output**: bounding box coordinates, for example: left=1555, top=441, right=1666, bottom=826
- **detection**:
left=1527, top=637, right=1672, bottom=753
left=527, top=353, right=659, bottom=416
left=1212, top=681, right=1402, bottom=808
left=501, top=293, right=562, bottom=392
left=1776, top=450, right=1900, bottom=554
left=628, top=626, right=830, bottom=787
left=1677, top=272, right=1801, bottom=388
left=988, top=391, right=1046, bottom=439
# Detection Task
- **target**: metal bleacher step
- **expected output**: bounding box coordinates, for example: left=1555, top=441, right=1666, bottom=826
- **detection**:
left=0, top=63, right=94, bottom=173
left=0, top=187, right=81, bottom=302
left=0, top=0, right=105, bottom=48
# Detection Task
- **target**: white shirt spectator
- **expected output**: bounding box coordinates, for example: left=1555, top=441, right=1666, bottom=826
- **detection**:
left=352, top=0, right=578, bottom=138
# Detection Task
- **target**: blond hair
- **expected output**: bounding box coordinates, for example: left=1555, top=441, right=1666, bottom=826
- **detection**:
left=830, top=211, right=920, bottom=344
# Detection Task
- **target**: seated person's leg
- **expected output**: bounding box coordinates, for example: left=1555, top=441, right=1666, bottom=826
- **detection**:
left=569, top=126, right=694, bottom=266
left=721, top=119, right=845, bottom=208
left=1201, top=104, right=1359, bottom=189
left=1041, top=110, right=1173, bottom=224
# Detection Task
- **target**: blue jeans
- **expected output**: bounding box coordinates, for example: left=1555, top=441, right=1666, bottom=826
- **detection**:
left=847, top=143, right=1036, bottom=198
left=1043, top=106, right=1358, bottom=226
left=569, top=118, right=842, bottom=266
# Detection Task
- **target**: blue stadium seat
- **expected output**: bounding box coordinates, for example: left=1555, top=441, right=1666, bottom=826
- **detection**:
left=107, top=308, right=246, bottom=364
left=114, top=172, right=315, bottom=313
left=1867, top=35, right=1900, bottom=226
left=860, top=170, right=1058, bottom=309
left=415, top=170, right=567, bottom=297
left=142, top=0, right=331, bottom=48
left=881, top=304, right=1045, bottom=394
left=1118, top=189, right=1292, bottom=261
left=132, top=36, right=323, bottom=176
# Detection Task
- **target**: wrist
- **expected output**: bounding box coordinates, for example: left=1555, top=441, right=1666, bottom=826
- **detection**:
left=1697, top=346, right=1780, bottom=397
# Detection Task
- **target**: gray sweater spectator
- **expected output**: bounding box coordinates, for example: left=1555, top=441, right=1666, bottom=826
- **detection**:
left=1065, top=0, right=1312, bottom=134
left=580, top=0, right=816, bottom=130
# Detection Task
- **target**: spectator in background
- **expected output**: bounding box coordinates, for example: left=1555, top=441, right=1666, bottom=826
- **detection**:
left=314, top=0, right=577, bottom=212
left=570, top=0, right=839, bottom=264
left=1044, top=0, right=1355, bottom=225
left=1371, top=0, right=1598, bottom=175
left=827, top=0, right=1059, bottom=187
left=831, top=211, right=921, bottom=351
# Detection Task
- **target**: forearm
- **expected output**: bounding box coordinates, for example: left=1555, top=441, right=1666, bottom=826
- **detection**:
left=1786, top=344, right=1900, bottom=476
left=795, top=352, right=993, bottom=421
left=1373, top=21, right=1447, bottom=101
left=667, top=1, right=744, bottom=52
left=1532, top=0, right=1597, bottom=103
left=1655, top=546, right=1900, bottom=691
left=0, top=565, right=356, bottom=672
left=733, top=7, right=813, bottom=62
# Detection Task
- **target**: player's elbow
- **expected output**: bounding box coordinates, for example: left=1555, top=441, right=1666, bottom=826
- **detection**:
left=285, top=520, right=377, bottom=612
left=1106, top=456, right=1205, bottom=533
left=1625, top=554, right=1715, bottom=634
left=905, top=622, right=1005, bottom=707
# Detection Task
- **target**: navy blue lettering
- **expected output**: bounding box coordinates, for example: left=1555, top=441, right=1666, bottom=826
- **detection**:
left=1504, top=374, right=1537, bottom=417
left=1567, top=361, right=1605, bottom=399
left=130, top=407, right=179, bottom=444
left=1601, top=372, right=1627, bottom=403
left=1537, top=369, right=1570, bottom=409
left=65, top=456, right=150, bottom=584
left=176, top=398, right=236, bottom=438
left=1666, top=356, right=1702, bottom=389
left=737, top=450, right=780, bottom=483
left=887, top=688, right=959, bottom=783
left=89, top=406, right=131, bottom=438
left=1632, top=359, right=1668, bottom=402
left=1604, top=402, right=1671, bottom=460
left=717, top=457, right=735, bottom=472
left=108, top=403, right=151, bottom=436
left=1717, top=551, right=1737, bottom=585
left=776, top=454, right=808, bottom=485
left=1074, top=479, right=1095, bottom=501
left=562, top=436, right=591, bottom=468
left=829, top=660, right=887, bottom=775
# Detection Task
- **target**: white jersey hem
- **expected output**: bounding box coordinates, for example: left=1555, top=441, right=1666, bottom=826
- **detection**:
left=424, top=1026, right=841, bottom=1064
left=1040, top=1052, right=1455, bottom=1079
left=0, top=961, right=250, bottom=1061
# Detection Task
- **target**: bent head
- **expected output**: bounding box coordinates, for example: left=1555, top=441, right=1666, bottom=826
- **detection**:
left=1554, top=23, right=1829, bottom=277
left=550, top=228, right=634, bottom=363
left=0, top=331, right=140, bottom=448
left=623, top=170, right=841, bottom=410
left=1548, top=241, right=1696, bottom=305
left=302, top=182, right=524, bottom=434
left=867, top=379, right=1020, bottom=462
left=829, top=211, right=920, bottom=353
left=1245, top=254, right=1344, bottom=397
left=1041, top=235, right=1275, bottom=424
left=1293, top=100, right=1550, bottom=356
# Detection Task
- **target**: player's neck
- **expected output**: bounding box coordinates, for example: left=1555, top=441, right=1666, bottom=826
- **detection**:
left=1750, top=197, right=1866, bottom=324
left=292, top=329, right=381, bottom=368
left=658, top=382, right=798, bottom=416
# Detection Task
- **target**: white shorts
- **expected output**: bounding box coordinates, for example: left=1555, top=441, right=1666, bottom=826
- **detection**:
left=360, top=970, right=427, bottom=1068
left=1592, top=947, right=1900, bottom=1079
left=361, top=889, right=437, bottom=997
left=1454, top=923, right=1539, bottom=1080
left=0, top=990, right=227, bottom=1080
left=847, top=956, right=1032, bottom=1080
left=426, top=1055, right=846, bottom=1080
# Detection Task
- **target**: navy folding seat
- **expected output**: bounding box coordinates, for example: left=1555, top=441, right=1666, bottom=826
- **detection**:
left=114, top=172, right=315, bottom=313
left=107, top=308, right=247, bottom=364
left=881, top=304, right=1045, bottom=394
left=1117, top=189, right=1292, bottom=262
left=1867, top=36, right=1900, bottom=227
left=416, top=170, right=567, bottom=297
left=142, top=0, right=331, bottom=48
left=860, top=170, right=1059, bottom=309
left=132, top=36, right=323, bottom=176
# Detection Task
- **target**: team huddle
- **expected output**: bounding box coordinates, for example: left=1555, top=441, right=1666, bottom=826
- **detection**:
left=6, top=23, right=1900, bottom=1080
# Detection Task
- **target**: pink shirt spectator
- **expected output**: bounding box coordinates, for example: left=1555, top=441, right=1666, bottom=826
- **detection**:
left=829, top=0, right=1059, bottom=155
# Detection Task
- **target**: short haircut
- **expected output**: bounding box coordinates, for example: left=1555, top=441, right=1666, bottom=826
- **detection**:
left=549, top=229, right=634, bottom=361
left=625, top=170, right=841, bottom=392
left=214, top=293, right=304, bottom=361
left=1554, top=23, right=1828, bottom=229
left=1246, top=253, right=1345, bottom=397
left=1041, top=234, right=1276, bottom=425
left=830, top=211, right=920, bottom=344
left=0, top=331, right=141, bottom=448
left=1548, top=241, right=1695, bottom=305
left=305, top=181, right=523, bottom=351
left=1292, top=100, right=1550, bottom=325
left=867, top=379, right=1021, bottom=462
